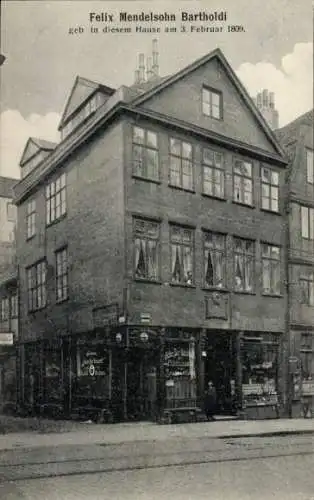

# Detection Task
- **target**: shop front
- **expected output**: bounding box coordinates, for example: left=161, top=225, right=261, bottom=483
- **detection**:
left=240, top=333, right=280, bottom=419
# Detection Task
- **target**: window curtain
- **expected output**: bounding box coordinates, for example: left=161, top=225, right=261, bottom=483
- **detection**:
left=147, top=240, right=157, bottom=279
left=183, top=246, right=192, bottom=282
left=205, top=249, right=214, bottom=285
left=245, top=256, right=253, bottom=291
left=235, top=254, right=244, bottom=288
left=135, top=238, right=146, bottom=277
left=172, top=244, right=182, bottom=282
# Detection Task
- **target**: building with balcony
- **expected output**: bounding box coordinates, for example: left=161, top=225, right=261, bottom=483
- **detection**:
left=0, top=176, right=18, bottom=412
left=13, top=46, right=288, bottom=422
left=276, top=109, right=314, bottom=417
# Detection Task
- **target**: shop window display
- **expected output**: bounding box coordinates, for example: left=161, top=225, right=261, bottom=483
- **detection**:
left=242, top=336, right=279, bottom=407
left=73, top=342, right=110, bottom=402
left=164, top=339, right=196, bottom=409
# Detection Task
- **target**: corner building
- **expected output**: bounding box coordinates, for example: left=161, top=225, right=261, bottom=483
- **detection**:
left=14, top=49, right=288, bottom=422
left=277, top=110, right=314, bottom=417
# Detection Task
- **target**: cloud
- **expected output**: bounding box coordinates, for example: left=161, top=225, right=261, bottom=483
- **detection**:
left=0, top=110, right=60, bottom=178
left=236, top=42, right=313, bottom=127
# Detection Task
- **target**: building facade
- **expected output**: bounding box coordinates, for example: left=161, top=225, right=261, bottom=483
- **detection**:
left=0, top=176, right=19, bottom=413
left=276, top=110, right=314, bottom=417
left=13, top=48, right=288, bottom=422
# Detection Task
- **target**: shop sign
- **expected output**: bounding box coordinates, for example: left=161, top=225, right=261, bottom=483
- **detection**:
left=140, top=313, right=151, bottom=325
left=78, top=347, right=108, bottom=376
left=0, top=333, right=13, bottom=345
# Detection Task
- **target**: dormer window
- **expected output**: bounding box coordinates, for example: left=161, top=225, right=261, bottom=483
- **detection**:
left=61, top=94, right=99, bottom=140
left=202, top=87, right=222, bottom=120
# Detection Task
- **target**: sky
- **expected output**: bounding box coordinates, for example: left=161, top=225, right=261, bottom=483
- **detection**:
left=0, top=0, right=313, bottom=178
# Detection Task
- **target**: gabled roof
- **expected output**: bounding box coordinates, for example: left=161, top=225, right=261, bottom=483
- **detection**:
left=19, top=137, right=56, bottom=166
left=276, top=109, right=313, bottom=137
left=58, top=76, right=116, bottom=129
left=131, top=47, right=286, bottom=159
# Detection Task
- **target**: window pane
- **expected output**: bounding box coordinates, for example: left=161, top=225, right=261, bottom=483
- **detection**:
left=301, top=207, right=309, bottom=238
left=133, top=127, right=144, bottom=144
left=147, top=131, right=157, bottom=148
left=203, top=148, right=214, bottom=165
left=211, top=92, right=220, bottom=106
left=182, top=142, right=192, bottom=159
left=146, top=149, right=158, bottom=179
left=202, top=102, right=210, bottom=116
left=170, top=157, right=181, bottom=186
left=170, top=138, right=181, bottom=156
left=202, top=88, right=210, bottom=104
left=262, top=167, right=270, bottom=182
left=272, top=171, right=279, bottom=186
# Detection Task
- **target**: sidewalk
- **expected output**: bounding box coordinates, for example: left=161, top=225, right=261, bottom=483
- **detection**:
left=0, top=418, right=314, bottom=451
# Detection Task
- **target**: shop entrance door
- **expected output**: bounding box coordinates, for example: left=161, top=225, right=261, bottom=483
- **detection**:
left=127, top=348, right=157, bottom=421
left=205, top=333, right=237, bottom=415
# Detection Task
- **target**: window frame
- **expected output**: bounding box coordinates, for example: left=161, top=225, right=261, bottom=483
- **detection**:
left=202, top=86, right=223, bottom=120
left=6, top=202, right=16, bottom=222
left=261, top=243, right=281, bottom=296
left=170, top=225, right=195, bottom=286
left=306, top=149, right=313, bottom=185
left=133, top=218, right=160, bottom=282
left=202, top=148, right=225, bottom=199
left=169, top=137, right=194, bottom=191
left=46, top=173, right=67, bottom=226
left=55, top=247, right=68, bottom=303
left=233, top=237, right=255, bottom=293
left=132, top=126, right=159, bottom=181
left=203, top=231, right=226, bottom=289
left=26, top=260, right=47, bottom=312
left=0, top=297, right=9, bottom=323
left=301, top=206, right=314, bottom=241
left=233, top=158, right=254, bottom=206
left=261, top=166, right=279, bottom=213
left=300, top=270, right=314, bottom=306
left=300, top=334, right=314, bottom=381
left=26, top=199, right=36, bottom=240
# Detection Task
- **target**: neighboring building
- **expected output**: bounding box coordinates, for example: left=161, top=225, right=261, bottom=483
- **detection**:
left=253, top=89, right=279, bottom=131
left=276, top=109, right=314, bottom=417
left=0, top=176, right=18, bottom=412
left=13, top=47, right=288, bottom=422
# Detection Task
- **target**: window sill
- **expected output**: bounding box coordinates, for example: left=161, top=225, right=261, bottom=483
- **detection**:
left=132, top=175, right=161, bottom=185
left=262, top=293, right=283, bottom=298
left=202, top=193, right=227, bottom=202
left=261, top=208, right=281, bottom=216
left=169, top=282, right=196, bottom=289
left=134, top=278, right=162, bottom=285
left=46, top=213, right=67, bottom=228
left=28, top=306, right=47, bottom=314
left=26, top=235, right=36, bottom=242
left=168, top=184, right=195, bottom=194
left=56, top=297, right=69, bottom=305
left=202, top=286, right=229, bottom=293
left=232, top=201, right=255, bottom=209
left=234, top=290, right=256, bottom=295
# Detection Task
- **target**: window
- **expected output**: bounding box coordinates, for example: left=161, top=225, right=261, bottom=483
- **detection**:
left=301, top=206, right=314, bottom=240
left=233, top=159, right=253, bottom=205
left=169, top=138, right=193, bottom=190
left=0, top=297, right=9, bottom=322
left=56, top=248, right=68, bottom=302
left=132, top=127, right=159, bottom=180
left=10, top=295, right=18, bottom=318
left=261, top=167, right=279, bottom=212
left=6, top=202, right=16, bottom=222
left=234, top=238, right=254, bottom=292
left=27, top=261, right=46, bottom=311
left=307, top=149, right=313, bottom=184
left=170, top=226, right=194, bottom=285
left=26, top=199, right=36, bottom=239
left=300, top=334, right=314, bottom=381
left=300, top=270, right=314, bottom=306
left=204, top=232, right=226, bottom=288
left=202, top=87, right=222, bottom=119
left=202, top=148, right=224, bottom=198
left=133, top=219, right=159, bottom=281
left=46, top=173, right=66, bottom=225
left=262, top=244, right=281, bottom=295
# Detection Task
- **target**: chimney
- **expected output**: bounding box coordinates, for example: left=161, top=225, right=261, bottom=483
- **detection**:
left=152, top=39, right=159, bottom=77
left=139, top=53, right=145, bottom=83
left=254, top=89, right=279, bottom=130
left=146, top=56, right=154, bottom=80
left=134, top=69, right=140, bottom=84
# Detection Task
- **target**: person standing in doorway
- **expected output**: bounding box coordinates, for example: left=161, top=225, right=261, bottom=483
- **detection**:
left=204, top=381, right=217, bottom=421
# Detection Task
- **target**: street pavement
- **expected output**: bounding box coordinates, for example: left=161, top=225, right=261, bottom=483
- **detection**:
left=0, top=433, right=313, bottom=499
left=0, top=417, right=314, bottom=451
